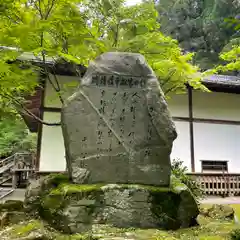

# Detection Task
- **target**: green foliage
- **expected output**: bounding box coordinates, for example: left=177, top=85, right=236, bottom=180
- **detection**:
left=157, top=0, right=240, bottom=70
left=0, top=200, right=24, bottom=212
left=17, top=132, right=37, bottom=154
left=12, top=220, right=43, bottom=238
left=212, top=18, right=240, bottom=74
left=0, top=50, right=39, bottom=114
left=215, top=44, right=240, bottom=73
left=0, top=0, right=207, bottom=108
left=90, top=0, right=207, bottom=94
left=230, top=229, right=240, bottom=240
left=171, top=159, right=205, bottom=201
left=0, top=116, right=36, bottom=157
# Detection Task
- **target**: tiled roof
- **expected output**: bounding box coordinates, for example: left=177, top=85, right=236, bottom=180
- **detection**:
left=2, top=46, right=240, bottom=87
left=202, top=75, right=240, bottom=87
left=17, top=52, right=54, bottom=64
left=0, top=46, right=56, bottom=64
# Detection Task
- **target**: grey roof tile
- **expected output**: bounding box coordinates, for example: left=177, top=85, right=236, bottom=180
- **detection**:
left=202, top=75, right=240, bottom=87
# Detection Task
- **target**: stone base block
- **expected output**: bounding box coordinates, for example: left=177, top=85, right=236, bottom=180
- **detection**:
left=37, top=181, right=199, bottom=234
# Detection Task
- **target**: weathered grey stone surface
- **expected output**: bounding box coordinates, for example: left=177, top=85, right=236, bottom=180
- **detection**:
left=39, top=182, right=199, bottom=233
left=62, top=52, right=177, bottom=186
left=23, top=174, right=199, bottom=234
left=200, top=204, right=234, bottom=220
left=24, top=173, right=69, bottom=216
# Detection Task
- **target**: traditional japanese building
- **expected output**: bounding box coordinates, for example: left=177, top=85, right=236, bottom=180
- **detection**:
left=25, top=72, right=240, bottom=175
left=11, top=50, right=239, bottom=175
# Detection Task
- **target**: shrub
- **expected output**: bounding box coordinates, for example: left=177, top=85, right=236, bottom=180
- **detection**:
left=230, top=229, right=240, bottom=240
left=0, top=116, right=37, bottom=158
left=17, top=132, right=37, bottom=154
left=171, top=159, right=205, bottom=202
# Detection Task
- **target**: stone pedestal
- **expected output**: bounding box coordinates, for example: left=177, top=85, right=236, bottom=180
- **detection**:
left=35, top=179, right=198, bottom=233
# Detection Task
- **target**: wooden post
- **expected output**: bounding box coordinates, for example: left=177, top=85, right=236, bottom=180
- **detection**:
left=188, top=85, right=195, bottom=172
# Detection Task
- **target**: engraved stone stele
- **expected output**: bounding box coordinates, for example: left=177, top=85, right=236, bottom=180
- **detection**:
left=61, top=52, right=177, bottom=186
left=24, top=53, right=198, bottom=234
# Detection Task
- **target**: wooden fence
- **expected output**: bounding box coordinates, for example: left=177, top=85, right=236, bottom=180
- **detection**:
left=189, top=173, right=240, bottom=196
left=12, top=152, right=36, bottom=188
left=0, top=153, right=35, bottom=189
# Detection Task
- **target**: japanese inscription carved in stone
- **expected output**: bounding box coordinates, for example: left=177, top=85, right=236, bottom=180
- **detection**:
left=61, top=52, right=177, bottom=186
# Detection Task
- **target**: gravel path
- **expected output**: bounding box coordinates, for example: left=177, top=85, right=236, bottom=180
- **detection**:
left=2, top=188, right=240, bottom=205
left=201, top=196, right=240, bottom=204
left=0, top=188, right=25, bottom=203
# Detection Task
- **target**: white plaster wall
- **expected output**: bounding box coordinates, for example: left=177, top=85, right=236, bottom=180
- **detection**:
left=193, top=91, right=240, bottom=121
left=193, top=122, right=240, bottom=173
left=39, top=112, right=66, bottom=172
left=167, top=93, right=189, bottom=118
left=39, top=114, right=192, bottom=172
left=40, top=88, right=240, bottom=174
left=44, top=75, right=80, bottom=108
left=171, top=121, right=191, bottom=171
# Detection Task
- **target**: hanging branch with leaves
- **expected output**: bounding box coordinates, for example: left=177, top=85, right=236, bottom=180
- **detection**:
left=0, top=0, right=207, bottom=126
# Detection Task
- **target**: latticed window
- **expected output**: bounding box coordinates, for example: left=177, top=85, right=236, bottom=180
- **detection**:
left=201, top=160, right=228, bottom=173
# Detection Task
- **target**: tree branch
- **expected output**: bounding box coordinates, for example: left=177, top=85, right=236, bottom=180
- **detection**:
left=35, top=0, right=43, bottom=19
left=39, top=32, right=64, bottom=105
left=112, top=23, right=120, bottom=47
left=18, top=106, right=61, bottom=126
left=45, top=0, right=57, bottom=19
left=0, top=93, right=61, bottom=126
left=158, top=69, right=177, bottom=88
left=164, top=85, right=180, bottom=96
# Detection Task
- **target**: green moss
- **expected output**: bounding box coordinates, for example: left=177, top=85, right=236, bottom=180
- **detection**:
left=11, top=220, right=42, bottom=237
left=0, top=216, right=238, bottom=240
left=50, top=183, right=104, bottom=196
left=42, top=194, right=64, bottom=210
left=49, top=183, right=170, bottom=197
left=55, top=234, right=100, bottom=240
left=170, top=175, right=188, bottom=194
left=151, top=190, right=180, bottom=230
left=231, top=204, right=240, bottom=219
left=140, top=185, right=170, bottom=193
left=115, top=184, right=170, bottom=193
left=44, top=173, right=69, bottom=188
left=0, top=200, right=23, bottom=212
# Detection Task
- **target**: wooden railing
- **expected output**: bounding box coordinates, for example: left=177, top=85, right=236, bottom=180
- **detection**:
left=0, top=153, right=35, bottom=189
left=0, top=155, right=15, bottom=185
left=188, top=173, right=240, bottom=196
left=11, top=153, right=35, bottom=188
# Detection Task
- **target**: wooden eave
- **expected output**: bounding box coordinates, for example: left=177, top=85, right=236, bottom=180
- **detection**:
left=20, top=86, right=43, bottom=133
left=19, top=61, right=86, bottom=133
left=6, top=49, right=240, bottom=132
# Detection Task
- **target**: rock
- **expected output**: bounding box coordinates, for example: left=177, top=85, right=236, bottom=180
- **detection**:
left=0, top=220, right=58, bottom=240
left=0, top=211, right=27, bottom=229
left=0, top=200, right=27, bottom=229
left=0, top=220, right=180, bottom=240
left=0, top=212, right=8, bottom=229
left=38, top=181, right=198, bottom=234
left=0, top=200, right=23, bottom=212
left=200, top=204, right=234, bottom=221
left=62, top=52, right=177, bottom=186
left=24, top=173, right=69, bottom=216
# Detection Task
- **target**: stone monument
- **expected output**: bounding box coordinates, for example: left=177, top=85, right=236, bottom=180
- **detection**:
left=25, top=53, right=198, bottom=233
left=62, top=52, right=177, bottom=186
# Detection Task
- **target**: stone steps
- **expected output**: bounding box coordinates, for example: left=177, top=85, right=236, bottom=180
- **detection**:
left=0, top=188, right=14, bottom=200
left=0, top=188, right=25, bottom=203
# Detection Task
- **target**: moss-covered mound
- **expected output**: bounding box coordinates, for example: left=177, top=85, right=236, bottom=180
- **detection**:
left=0, top=220, right=91, bottom=240
left=0, top=200, right=28, bottom=229
left=200, top=204, right=235, bottom=221
left=24, top=174, right=199, bottom=234
left=24, top=173, right=69, bottom=216
left=0, top=217, right=238, bottom=240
